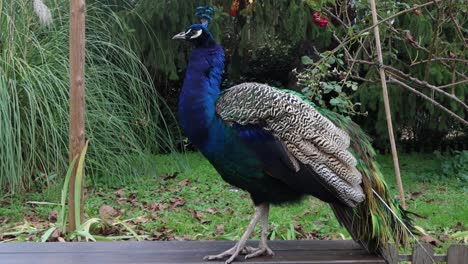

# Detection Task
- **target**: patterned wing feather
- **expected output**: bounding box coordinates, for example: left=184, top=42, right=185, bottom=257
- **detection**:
left=216, top=83, right=364, bottom=207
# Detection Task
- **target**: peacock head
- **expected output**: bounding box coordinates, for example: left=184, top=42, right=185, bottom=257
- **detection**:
left=172, top=6, right=216, bottom=47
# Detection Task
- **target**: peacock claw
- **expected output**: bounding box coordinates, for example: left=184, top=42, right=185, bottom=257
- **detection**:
left=203, top=245, right=250, bottom=263
left=244, top=245, right=275, bottom=259
left=204, top=204, right=271, bottom=263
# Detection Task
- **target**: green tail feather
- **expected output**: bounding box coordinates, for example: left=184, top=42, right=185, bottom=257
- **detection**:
left=281, top=89, right=416, bottom=256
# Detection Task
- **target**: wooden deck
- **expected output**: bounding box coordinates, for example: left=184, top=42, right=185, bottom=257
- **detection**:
left=0, top=240, right=386, bottom=264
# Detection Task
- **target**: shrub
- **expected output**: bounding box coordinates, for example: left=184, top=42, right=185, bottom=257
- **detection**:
left=0, top=0, right=175, bottom=193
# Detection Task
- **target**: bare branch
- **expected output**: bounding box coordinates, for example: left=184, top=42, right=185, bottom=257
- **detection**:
left=384, top=66, right=468, bottom=111
left=389, top=78, right=468, bottom=126
left=348, top=59, right=376, bottom=65
left=315, top=0, right=444, bottom=69
left=424, top=6, right=442, bottom=82
left=438, top=79, right=468, bottom=89
left=410, top=57, right=468, bottom=66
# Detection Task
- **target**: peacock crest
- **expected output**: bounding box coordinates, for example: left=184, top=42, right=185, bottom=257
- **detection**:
left=195, top=6, right=214, bottom=26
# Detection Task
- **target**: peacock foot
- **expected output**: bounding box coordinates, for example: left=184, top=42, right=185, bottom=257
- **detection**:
left=244, top=245, right=275, bottom=259
left=203, top=244, right=250, bottom=262
left=203, top=203, right=272, bottom=264
left=203, top=244, right=274, bottom=263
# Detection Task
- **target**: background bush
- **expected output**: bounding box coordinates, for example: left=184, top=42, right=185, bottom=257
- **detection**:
left=0, top=0, right=175, bottom=193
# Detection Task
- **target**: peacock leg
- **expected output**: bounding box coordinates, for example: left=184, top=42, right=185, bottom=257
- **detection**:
left=245, top=203, right=274, bottom=259
left=203, top=203, right=270, bottom=264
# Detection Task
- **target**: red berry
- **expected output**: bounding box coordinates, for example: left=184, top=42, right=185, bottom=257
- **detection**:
left=312, top=12, right=328, bottom=27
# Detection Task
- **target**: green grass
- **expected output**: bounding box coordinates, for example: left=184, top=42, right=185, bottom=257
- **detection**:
left=0, top=0, right=175, bottom=194
left=1, top=153, right=466, bottom=252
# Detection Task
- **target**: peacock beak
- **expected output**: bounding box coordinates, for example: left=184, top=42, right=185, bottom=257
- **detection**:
left=172, top=32, right=187, bottom=40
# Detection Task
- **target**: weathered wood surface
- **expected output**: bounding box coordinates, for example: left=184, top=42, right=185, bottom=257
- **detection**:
left=0, top=240, right=385, bottom=264
left=447, top=244, right=468, bottom=264
left=412, top=243, right=434, bottom=264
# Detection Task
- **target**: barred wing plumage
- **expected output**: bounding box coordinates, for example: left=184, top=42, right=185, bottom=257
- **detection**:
left=216, top=83, right=365, bottom=207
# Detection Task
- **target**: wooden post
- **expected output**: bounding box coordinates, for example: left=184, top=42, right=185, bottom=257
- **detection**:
left=68, top=0, right=86, bottom=232
left=369, top=0, right=406, bottom=209
left=412, top=243, right=434, bottom=264
left=448, top=245, right=468, bottom=264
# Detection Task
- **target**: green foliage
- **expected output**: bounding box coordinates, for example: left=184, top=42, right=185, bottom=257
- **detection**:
left=415, top=151, right=468, bottom=183
left=278, top=1, right=465, bottom=152
left=92, top=0, right=467, bottom=152
left=297, top=53, right=361, bottom=115
left=352, top=0, right=467, bottom=150
left=0, top=0, right=175, bottom=193
left=112, top=0, right=331, bottom=82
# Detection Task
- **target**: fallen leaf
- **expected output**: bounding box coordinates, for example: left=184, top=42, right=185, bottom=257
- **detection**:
left=132, top=216, right=149, bottom=224
left=177, top=179, right=190, bottom=186
left=215, top=224, right=225, bottom=235
left=99, top=205, right=119, bottom=219
left=130, top=200, right=141, bottom=207
left=128, top=193, right=137, bottom=201
left=294, top=224, right=307, bottom=237
left=304, top=229, right=320, bottom=240
left=153, top=226, right=175, bottom=241
left=204, top=208, right=218, bottom=214
left=408, top=191, right=423, bottom=200
left=299, top=209, right=311, bottom=217
left=1, top=199, right=11, bottom=206
left=314, top=220, right=324, bottom=226
left=162, top=172, right=179, bottom=181
left=50, top=229, right=61, bottom=241
left=1, top=217, right=9, bottom=225
left=190, top=210, right=202, bottom=222
left=48, top=210, right=58, bottom=223
left=175, top=235, right=195, bottom=241
left=114, top=188, right=125, bottom=197
left=439, top=234, right=450, bottom=242
left=147, top=203, right=166, bottom=212
left=438, top=186, right=446, bottom=193
left=25, top=214, right=40, bottom=223
left=94, top=191, right=107, bottom=197
left=169, top=197, right=185, bottom=209
left=420, top=234, right=442, bottom=247
left=117, top=197, right=128, bottom=205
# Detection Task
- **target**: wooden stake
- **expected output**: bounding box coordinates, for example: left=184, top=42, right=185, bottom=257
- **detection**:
left=68, top=0, right=86, bottom=232
left=369, top=0, right=406, bottom=209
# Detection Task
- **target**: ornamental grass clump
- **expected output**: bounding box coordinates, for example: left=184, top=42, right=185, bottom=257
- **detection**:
left=0, top=0, right=175, bottom=193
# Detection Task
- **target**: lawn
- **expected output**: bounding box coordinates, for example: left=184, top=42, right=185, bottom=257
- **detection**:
left=0, top=152, right=466, bottom=252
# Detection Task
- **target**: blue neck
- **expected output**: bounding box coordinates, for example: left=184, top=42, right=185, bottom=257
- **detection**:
left=178, top=44, right=224, bottom=146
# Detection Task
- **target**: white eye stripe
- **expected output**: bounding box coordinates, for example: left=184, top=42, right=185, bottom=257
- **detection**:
left=190, top=29, right=203, bottom=39
left=185, top=29, right=192, bottom=34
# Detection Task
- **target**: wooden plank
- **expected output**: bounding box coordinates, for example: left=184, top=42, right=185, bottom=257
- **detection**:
left=447, top=244, right=468, bottom=264
left=0, top=240, right=366, bottom=253
left=0, top=240, right=385, bottom=264
left=412, top=243, right=435, bottom=264
left=399, top=253, right=446, bottom=262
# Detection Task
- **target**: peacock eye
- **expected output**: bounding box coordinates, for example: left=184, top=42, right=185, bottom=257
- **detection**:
left=190, top=29, right=203, bottom=39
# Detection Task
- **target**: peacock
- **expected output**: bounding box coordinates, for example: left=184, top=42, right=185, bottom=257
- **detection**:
left=172, top=6, right=415, bottom=264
